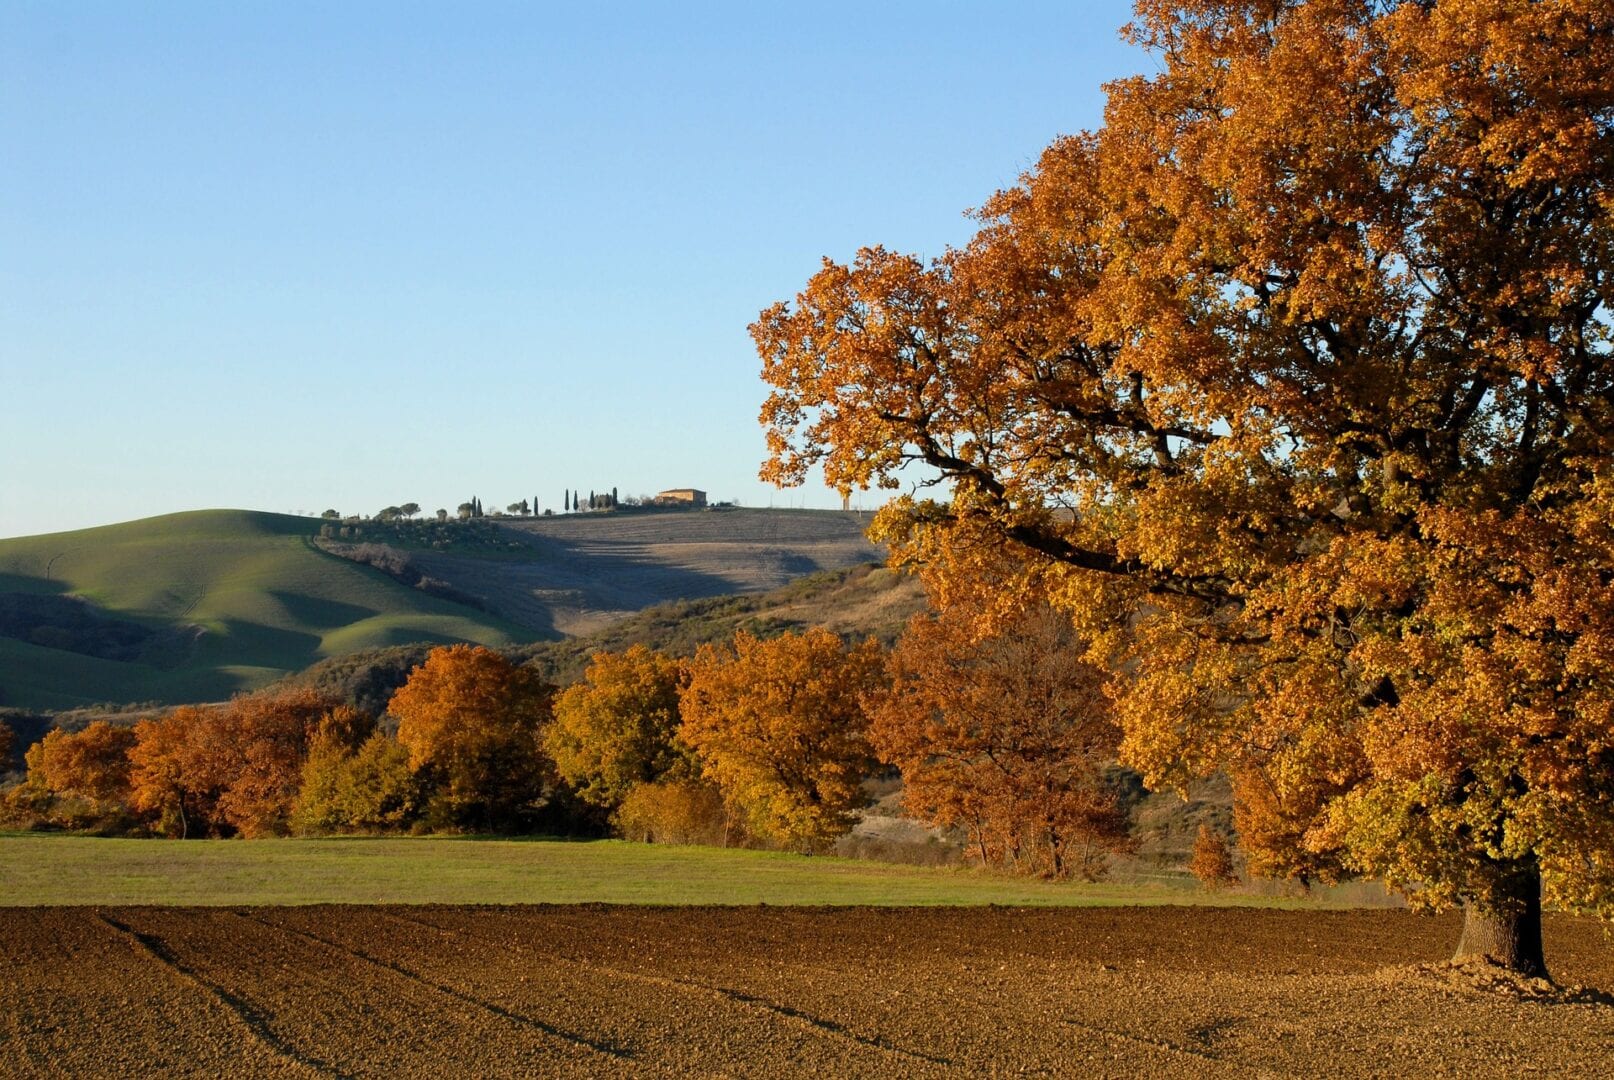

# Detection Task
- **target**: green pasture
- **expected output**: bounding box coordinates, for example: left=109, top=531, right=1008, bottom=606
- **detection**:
left=0, top=833, right=1376, bottom=908
left=0, top=509, right=532, bottom=708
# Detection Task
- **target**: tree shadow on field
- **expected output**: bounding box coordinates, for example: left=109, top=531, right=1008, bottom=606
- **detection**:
left=0, top=571, right=69, bottom=597
left=1380, top=959, right=1614, bottom=1007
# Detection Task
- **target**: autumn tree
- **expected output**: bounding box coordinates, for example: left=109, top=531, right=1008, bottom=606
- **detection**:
left=754, top=0, right=1613, bottom=974
left=292, top=712, right=422, bottom=834
left=870, top=598, right=1134, bottom=880
left=24, top=722, right=139, bottom=828
left=679, top=629, right=884, bottom=850
left=389, top=644, right=553, bottom=830
left=128, top=705, right=215, bottom=838
left=545, top=645, right=695, bottom=811
left=208, top=688, right=343, bottom=837
left=613, top=780, right=728, bottom=846
left=125, top=689, right=341, bottom=838
left=1190, top=825, right=1240, bottom=891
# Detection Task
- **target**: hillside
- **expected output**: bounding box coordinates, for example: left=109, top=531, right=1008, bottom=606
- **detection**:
left=0, top=507, right=890, bottom=710
left=287, top=562, right=929, bottom=714
left=0, top=510, right=532, bottom=710
left=408, top=508, right=885, bottom=636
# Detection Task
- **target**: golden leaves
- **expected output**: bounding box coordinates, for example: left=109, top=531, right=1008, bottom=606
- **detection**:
left=390, top=644, right=553, bottom=827
left=679, top=629, right=883, bottom=850
left=754, top=0, right=1614, bottom=910
left=545, top=645, right=692, bottom=809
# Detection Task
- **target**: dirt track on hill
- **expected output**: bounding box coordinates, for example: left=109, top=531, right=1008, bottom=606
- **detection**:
left=5, top=906, right=1613, bottom=1077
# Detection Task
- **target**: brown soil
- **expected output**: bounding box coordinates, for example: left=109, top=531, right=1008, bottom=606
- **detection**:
left=4, top=906, right=1612, bottom=1077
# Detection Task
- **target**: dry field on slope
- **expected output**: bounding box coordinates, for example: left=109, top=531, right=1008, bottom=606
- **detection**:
left=6, top=906, right=1613, bottom=1077
left=437, top=508, right=885, bottom=635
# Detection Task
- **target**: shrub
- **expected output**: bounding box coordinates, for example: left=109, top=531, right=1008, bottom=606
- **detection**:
left=1190, top=824, right=1240, bottom=890
left=613, top=781, right=729, bottom=846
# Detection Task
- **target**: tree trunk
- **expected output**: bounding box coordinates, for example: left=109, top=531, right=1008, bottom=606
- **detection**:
left=1453, top=855, right=1548, bottom=979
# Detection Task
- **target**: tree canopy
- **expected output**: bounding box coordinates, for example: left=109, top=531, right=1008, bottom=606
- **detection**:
left=126, top=689, right=340, bottom=838
left=755, top=0, right=1613, bottom=974
left=680, top=629, right=884, bottom=850
left=871, top=597, right=1133, bottom=880
left=25, top=721, right=138, bottom=827
left=390, top=644, right=553, bottom=830
left=545, top=645, right=694, bottom=809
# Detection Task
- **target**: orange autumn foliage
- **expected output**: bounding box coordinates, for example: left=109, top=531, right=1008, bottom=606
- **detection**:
left=24, top=721, right=138, bottom=826
left=870, top=601, right=1133, bottom=881
left=128, top=689, right=342, bottom=838
left=680, top=629, right=884, bottom=850
left=389, top=644, right=553, bottom=830
left=128, top=705, right=216, bottom=838
left=1190, top=825, right=1240, bottom=891
left=212, top=689, right=347, bottom=838
left=755, top=0, right=1614, bottom=973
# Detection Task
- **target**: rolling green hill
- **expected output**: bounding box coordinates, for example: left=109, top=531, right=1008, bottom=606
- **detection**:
left=0, top=507, right=894, bottom=711
left=0, top=510, right=531, bottom=709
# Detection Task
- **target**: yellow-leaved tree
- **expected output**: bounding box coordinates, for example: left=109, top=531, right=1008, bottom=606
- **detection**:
left=545, top=645, right=696, bottom=810
left=754, top=0, right=1614, bottom=975
left=680, top=629, right=884, bottom=851
left=291, top=709, right=422, bottom=834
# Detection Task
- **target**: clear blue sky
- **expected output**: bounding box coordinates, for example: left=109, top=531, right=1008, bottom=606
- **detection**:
left=1, top=0, right=1143, bottom=539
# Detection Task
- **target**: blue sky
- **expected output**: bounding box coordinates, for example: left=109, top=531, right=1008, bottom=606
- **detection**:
left=1, top=1, right=1143, bottom=538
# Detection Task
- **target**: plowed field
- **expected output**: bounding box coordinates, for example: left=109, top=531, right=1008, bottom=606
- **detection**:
left=5, top=906, right=1612, bottom=1077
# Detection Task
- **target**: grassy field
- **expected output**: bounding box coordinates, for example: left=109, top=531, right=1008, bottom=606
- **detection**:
left=0, top=509, right=535, bottom=709
left=0, top=834, right=1354, bottom=908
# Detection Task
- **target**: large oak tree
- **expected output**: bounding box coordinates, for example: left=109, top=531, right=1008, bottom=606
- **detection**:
left=755, top=0, right=1613, bottom=975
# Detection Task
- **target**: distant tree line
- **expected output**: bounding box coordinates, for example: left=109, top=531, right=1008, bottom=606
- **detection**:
left=315, top=487, right=662, bottom=526
left=564, top=487, right=619, bottom=513
left=0, top=601, right=1145, bottom=879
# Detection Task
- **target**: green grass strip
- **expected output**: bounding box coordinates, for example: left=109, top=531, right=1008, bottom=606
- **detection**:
left=0, top=834, right=1380, bottom=908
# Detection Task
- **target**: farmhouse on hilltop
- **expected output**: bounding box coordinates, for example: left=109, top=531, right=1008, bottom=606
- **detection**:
left=656, top=488, right=707, bottom=508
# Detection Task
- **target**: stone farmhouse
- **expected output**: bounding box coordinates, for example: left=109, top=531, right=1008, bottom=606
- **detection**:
left=655, top=488, right=707, bottom=508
